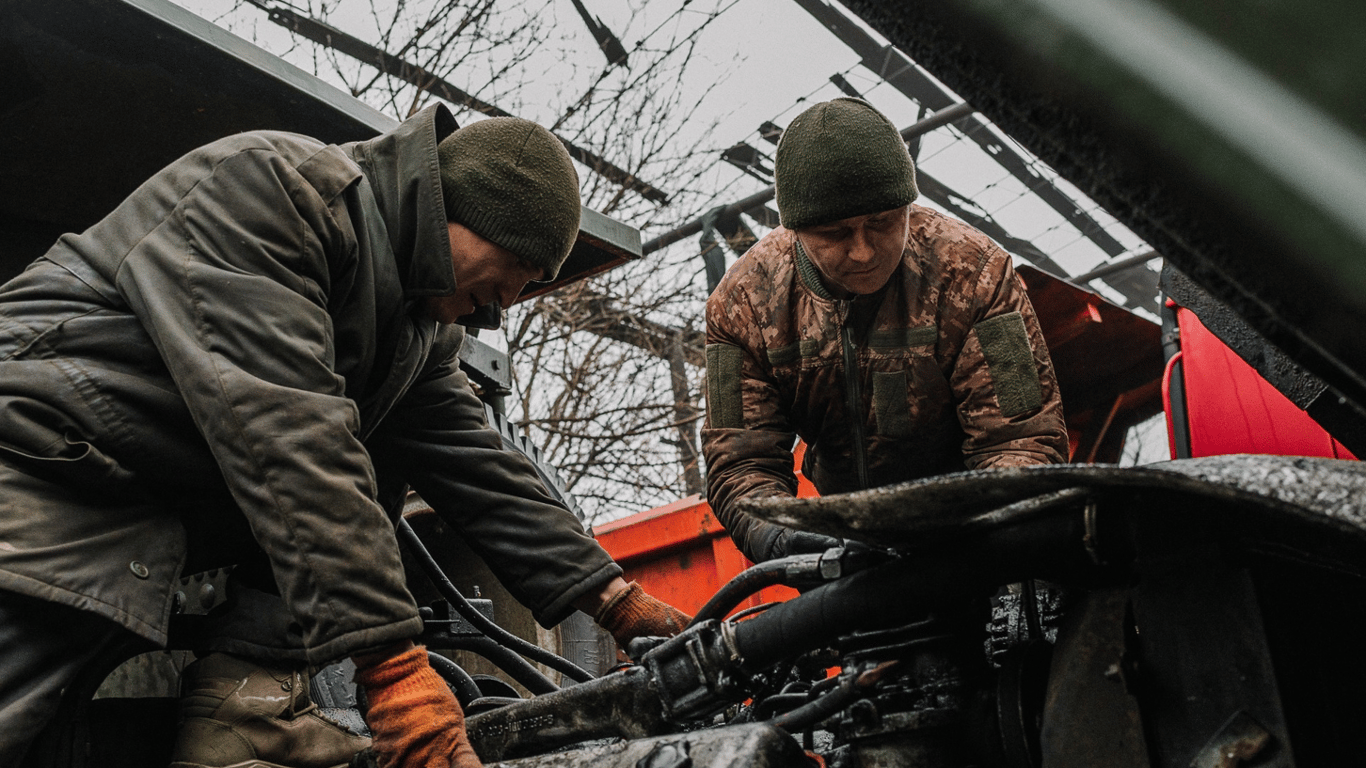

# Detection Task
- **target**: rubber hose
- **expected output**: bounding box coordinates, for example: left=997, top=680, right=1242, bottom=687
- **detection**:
left=397, top=517, right=594, bottom=684
left=689, top=554, right=823, bottom=626
left=770, top=678, right=861, bottom=732
left=441, top=635, right=560, bottom=696
left=732, top=513, right=1081, bottom=669
left=426, top=650, right=482, bottom=707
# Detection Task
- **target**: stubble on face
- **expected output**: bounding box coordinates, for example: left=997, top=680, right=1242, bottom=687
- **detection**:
left=795, top=205, right=911, bottom=298
left=424, top=222, right=545, bottom=324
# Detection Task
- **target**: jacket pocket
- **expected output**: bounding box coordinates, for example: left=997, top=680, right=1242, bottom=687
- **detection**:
left=870, top=354, right=951, bottom=438
left=0, top=432, right=136, bottom=494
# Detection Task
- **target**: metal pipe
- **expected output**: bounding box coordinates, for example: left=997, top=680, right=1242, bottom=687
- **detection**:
left=641, top=102, right=977, bottom=255
left=1073, top=250, right=1161, bottom=283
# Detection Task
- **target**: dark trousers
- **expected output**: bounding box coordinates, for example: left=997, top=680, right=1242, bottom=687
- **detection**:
left=0, top=590, right=143, bottom=766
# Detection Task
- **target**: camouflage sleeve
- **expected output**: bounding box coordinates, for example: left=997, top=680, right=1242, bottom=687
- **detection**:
left=950, top=248, right=1069, bottom=468
left=701, top=283, right=801, bottom=564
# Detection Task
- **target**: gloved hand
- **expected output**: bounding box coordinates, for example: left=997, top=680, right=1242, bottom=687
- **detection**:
left=765, top=527, right=842, bottom=561
left=595, top=581, right=693, bottom=648
left=353, top=643, right=481, bottom=768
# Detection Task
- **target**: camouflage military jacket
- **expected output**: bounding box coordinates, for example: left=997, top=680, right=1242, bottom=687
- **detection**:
left=702, top=205, right=1068, bottom=563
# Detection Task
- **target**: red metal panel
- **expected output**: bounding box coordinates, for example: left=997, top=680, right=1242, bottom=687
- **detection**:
left=1174, top=308, right=1356, bottom=460
left=595, top=451, right=813, bottom=616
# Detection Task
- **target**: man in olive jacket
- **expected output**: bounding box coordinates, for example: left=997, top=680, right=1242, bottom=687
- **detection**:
left=0, top=104, right=687, bottom=767
left=703, top=98, right=1068, bottom=565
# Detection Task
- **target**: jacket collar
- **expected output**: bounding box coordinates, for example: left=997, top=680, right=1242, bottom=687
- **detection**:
left=794, top=239, right=837, bottom=301
left=345, top=104, right=502, bottom=330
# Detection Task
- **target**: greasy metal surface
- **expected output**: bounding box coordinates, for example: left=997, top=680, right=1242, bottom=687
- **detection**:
left=465, top=666, right=671, bottom=761
left=1127, top=544, right=1293, bottom=768
left=492, top=723, right=808, bottom=768
left=739, top=455, right=1366, bottom=551
left=0, top=0, right=638, bottom=298
left=1188, top=711, right=1272, bottom=768
left=838, top=0, right=1366, bottom=421
left=1040, top=590, right=1150, bottom=768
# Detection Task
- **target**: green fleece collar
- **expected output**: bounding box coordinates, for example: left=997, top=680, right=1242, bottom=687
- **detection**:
left=794, top=239, right=836, bottom=301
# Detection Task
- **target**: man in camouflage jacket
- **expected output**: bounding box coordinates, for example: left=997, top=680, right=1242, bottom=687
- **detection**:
left=703, top=98, right=1068, bottom=564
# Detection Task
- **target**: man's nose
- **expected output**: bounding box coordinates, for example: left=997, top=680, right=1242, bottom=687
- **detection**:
left=847, top=227, right=876, bottom=263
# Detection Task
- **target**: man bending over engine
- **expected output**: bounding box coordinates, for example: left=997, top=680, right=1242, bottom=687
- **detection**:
left=703, top=98, right=1068, bottom=563
left=0, top=105, right=688, bottom=768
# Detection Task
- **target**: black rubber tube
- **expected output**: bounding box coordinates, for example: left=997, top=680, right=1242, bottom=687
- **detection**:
left=732, top=513, right=1084, bottom=670
left=440, top=635, right=560, bottom=695
left=689, top=554, right=823, bottom=626
left=426, top=650, right=482, bottom=707
left=396, top=517, right=595, bottom=684
left=751, top=692, right=811, bottom=720
left=770, top=678, right=862, bottom=732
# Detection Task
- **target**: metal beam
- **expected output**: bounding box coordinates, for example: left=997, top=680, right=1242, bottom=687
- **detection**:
left=790, top=0, right=1128, bottom=259
left=257, top=3, right=669, bottom=205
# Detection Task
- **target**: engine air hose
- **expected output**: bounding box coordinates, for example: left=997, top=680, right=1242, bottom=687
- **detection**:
left=732, top=513, right=1083, bottom=670
left=396, top=517, right=595, bottom=684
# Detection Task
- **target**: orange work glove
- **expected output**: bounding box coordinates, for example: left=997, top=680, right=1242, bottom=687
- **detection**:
left=595, top=581, right=693, bottom=649
left=353, top=644, right=481, bottom=768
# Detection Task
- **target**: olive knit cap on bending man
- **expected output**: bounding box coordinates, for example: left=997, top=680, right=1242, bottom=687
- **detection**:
left=439, top=117, right=581, bottom=281
left=774, top=97, right=919, bottom=229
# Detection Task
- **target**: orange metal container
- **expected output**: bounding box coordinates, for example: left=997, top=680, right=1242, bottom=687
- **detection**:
left=594, top=446, right=818, bottom=617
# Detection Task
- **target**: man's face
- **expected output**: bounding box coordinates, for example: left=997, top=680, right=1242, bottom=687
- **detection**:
left=794, top=205, right=911, bottom=297
left=424, top=221, right=546, bottom=324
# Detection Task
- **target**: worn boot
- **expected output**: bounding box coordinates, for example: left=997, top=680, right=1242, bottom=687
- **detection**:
left=170, top=652, right=370, bottom=768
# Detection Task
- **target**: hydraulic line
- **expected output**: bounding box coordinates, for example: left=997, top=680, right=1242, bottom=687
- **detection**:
left=440, top=634, right=560, bottom=695
left=689, top=554, right=825, bottom=627
left=426, top=650, right=482, bottom=706
left=732, top=512, right=1085, bottom=670
left=396, top=516, right=595, bottom=684
left=770, top=661, right=898, bottom=733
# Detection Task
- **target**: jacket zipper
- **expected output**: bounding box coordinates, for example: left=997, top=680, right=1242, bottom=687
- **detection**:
left=839, top=301, right=871, bottom=490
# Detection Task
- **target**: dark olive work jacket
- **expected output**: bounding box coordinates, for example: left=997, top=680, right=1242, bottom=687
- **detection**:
left=0, top=104, right=619, bottom=664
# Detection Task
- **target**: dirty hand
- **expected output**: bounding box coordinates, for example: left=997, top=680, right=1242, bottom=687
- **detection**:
left=595, top=581, right=693, bottom=647
left=353, top=642, right=481, bottom=768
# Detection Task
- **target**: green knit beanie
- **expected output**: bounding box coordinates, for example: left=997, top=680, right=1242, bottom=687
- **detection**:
left=438, top=117, right=581, bottom=280
left=774, top=98, right=918, bottom=230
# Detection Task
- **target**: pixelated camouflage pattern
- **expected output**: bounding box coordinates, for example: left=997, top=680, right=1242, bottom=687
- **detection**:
left=702, top=205, right=1067, bottom=562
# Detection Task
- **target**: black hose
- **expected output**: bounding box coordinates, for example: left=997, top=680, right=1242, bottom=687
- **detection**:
left=440, top=635, right=560, bottom=696
left=751, top=692, right=812, bottom=720
left=689, top=554, right=823, bottom=626
left=396, top=517, right=595, bottom=684
left=732, top=512, right=1085, bottom=670
left=770, top=678, right=862, bottom=732
left=770, top=661, right=898, bottom=733
left=426, top=650, right=482, bottom=707
left=727, top=601, right=781, bottom=623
